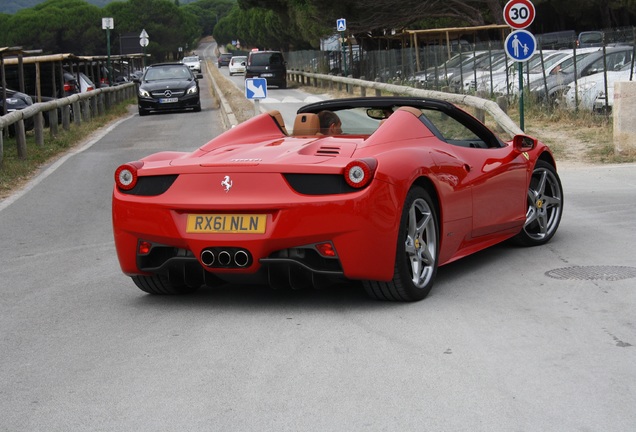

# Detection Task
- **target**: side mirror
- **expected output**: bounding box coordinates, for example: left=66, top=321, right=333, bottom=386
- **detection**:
left=513, top=134, right=537, bottom=152
left=196, top=73, right=203, bottom=79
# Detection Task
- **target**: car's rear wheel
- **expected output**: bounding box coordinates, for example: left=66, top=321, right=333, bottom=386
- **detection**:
left=131, top=274, right=198, bottom=295
left=514, top=160, right=564, bottom=246
left=363, top=186, right=439, bottom=301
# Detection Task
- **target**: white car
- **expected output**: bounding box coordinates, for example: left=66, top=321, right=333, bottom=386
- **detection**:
left=564, top=63, right=635, bottom=111
left=591, top=65, right=636, bottom=113
left=182, top=56, right=202, bottom=73
left=228, top=56, right=247, bottom=75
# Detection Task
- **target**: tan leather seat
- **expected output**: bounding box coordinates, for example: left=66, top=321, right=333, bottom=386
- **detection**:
left=292, top=113, right=320, bottom=136
left=268, top=110, right=288, bottom=134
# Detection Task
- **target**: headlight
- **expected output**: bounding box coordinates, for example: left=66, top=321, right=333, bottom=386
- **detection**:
left=186, top=85, right=198, bottom=95
left=138, top=88, right=150, bottom=98
left=578, top=82, right=597, bottom=92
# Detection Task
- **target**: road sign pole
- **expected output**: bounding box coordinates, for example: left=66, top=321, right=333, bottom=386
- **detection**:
left=518, top=62, right=524, bottom=131
left=106, top=27, right=111, bottom=83
left=254, top=99, right=260, bottom=117
left=341, top=31, right=347, bottom=77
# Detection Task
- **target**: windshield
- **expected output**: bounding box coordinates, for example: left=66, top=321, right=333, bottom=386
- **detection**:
left=144, top=66, right=192, bottom=81
left=528, top=52, right=569, bottom=73
left=561, top=52, right=595, bottom=74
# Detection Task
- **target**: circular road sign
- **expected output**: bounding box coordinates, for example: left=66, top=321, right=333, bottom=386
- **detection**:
left=503, top=0, right=536, bottom=29
left=140, top=37, right=149, bottom=47
left=504, top=30, right=537, bottom=62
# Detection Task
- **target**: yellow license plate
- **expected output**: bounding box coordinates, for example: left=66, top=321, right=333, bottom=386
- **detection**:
left=186, top=214, right=267, bottom=234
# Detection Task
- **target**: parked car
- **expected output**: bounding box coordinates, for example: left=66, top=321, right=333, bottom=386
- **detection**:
left=112, top=96, right=563, bottom=301
left=490, top=48, right=599, bottom=95
left=182, top=56, right=202, bottom=73
left=562, top=63, right=635, bottom=111
left=228, top=55, right=247, bottom=75
left=134, top=62, right=202, bottom=116
left=217, top=53, right=233, bottom=68
left=578, top=31, right=604, bottom=48
left=245, top=50, right=287, bottom=88
left=413, top=51, right=489, bottom=86
left=1, top=86, right=34, bottom=134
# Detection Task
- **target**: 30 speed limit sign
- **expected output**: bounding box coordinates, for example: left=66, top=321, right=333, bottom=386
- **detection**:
left=503, top=0, right=535, bottom=29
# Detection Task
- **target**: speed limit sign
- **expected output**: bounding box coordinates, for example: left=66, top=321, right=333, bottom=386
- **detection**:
left=503, top=0, right=535, bottom=29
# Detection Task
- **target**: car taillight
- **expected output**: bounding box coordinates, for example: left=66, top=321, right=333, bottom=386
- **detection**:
left=63, top=82, right=75, bottom=92
left=115, top=161, right=144, bottom=190
left=344, top=158, right=377, bottom=188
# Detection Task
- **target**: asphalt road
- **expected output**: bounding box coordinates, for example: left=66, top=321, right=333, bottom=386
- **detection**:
left=0, top=45, right=635, bottom=431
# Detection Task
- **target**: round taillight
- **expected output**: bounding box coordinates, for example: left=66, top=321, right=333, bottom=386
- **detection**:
left=344, top=159, right=376, bottom=188
left=115, top=162, right=143, bottom=190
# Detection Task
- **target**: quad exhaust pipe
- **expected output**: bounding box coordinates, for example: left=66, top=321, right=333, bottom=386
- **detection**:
left=200, top=247, right=252, bottom=268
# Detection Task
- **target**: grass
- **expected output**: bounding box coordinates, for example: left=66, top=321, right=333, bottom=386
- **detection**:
left=0, top=98, right=135, bottom=199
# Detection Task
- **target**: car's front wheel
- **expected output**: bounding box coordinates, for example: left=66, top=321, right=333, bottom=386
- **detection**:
left=514, top=160, right=564, bottom=246
left=364, top=186, right=439, bottom=301
left=138, top=108, right=148, bottom=116
left=132, top=274, right=198, bottom=295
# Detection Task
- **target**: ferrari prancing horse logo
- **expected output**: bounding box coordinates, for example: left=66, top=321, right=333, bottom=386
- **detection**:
left=221, top=175, right=233, bottom=192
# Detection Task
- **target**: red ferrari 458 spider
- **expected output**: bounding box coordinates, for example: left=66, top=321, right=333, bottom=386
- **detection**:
left=112, top=97, right=564, bottom=301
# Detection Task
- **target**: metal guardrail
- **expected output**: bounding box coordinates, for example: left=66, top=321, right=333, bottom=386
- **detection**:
left=0, top=83, right=136, bottom=164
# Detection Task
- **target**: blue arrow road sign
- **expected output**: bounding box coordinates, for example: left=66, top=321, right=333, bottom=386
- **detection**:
left=245, top=77, right=267, bottom=99
left=337, top=18, right=346, bottom=32
left=505, top=29, right=536, bottom=62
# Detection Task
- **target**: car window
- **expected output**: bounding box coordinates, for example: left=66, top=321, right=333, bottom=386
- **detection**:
left=145, top=66, right=191, bottom=81
left=422, top=109, right=481, bottom=144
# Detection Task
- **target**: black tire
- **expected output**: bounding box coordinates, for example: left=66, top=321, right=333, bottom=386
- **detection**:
left=279, top=81, right=287, bottom=89
left=363, top=186, right=439, bottom=301
left=131, top=274, right=198, bottom=295
left=513, top=160, right=564, bottom=246
left=193, top=103, right=201, bottom=112
left=138, top=108, right=148, bottom=116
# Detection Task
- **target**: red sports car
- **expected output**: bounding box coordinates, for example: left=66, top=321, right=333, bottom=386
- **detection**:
left=112, top=97, right=563, bottom=301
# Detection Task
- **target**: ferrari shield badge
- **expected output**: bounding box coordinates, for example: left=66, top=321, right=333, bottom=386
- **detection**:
left=221, top=175, right=233, bottom=193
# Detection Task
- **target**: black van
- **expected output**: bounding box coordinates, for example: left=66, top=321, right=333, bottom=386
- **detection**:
left=245, top=51, right=287, bottom=89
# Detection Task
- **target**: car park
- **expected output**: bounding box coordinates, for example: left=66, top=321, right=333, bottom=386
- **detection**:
left=228, top=55, right=247, bottom=75
left=529, top=46, right=633, bottom=103
left=134, top=63, right=203, bottom=116
left=112, top=96, right=563, bottom=301
left=217, top=53, right=233, bottom=67
left=245, top=50, right=287, bottom=88
left=182, top=55, right=202, bottom=73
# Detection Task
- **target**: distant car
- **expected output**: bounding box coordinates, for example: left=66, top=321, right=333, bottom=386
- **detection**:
left=182, top=56, right=202, bottom=73
left=245, top=50, right=287, bottom=88
left=217, top=53, right=233, bottom=68
left=134, top=63, right=203, bottom=116
left=228, top=56, right=247, bottom=75
left=0, top=86, right=34, bottom=134
left=112, top=96, right=563, bottom=301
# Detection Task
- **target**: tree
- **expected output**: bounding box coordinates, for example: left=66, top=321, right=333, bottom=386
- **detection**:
left=4, top=0, right=103, bottom=54
left=104, top=0, right=202, bottom=61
